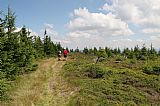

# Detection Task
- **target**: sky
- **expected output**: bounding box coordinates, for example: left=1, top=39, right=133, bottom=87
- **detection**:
left=1, top=0, right=160, bottom=50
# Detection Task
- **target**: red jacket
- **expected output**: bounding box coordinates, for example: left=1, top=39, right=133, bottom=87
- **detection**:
left=63, top=49, right=68, bottom=55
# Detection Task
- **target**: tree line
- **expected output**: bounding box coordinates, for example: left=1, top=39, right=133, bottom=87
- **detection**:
left=0, top=7, right=62, bottom=100
left=82, top=44, right=159, bottom=61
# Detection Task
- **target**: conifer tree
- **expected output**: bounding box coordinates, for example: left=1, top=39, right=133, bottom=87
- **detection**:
left=149, top=43, right=157, bottom=60
left=140, top=44, right=148, bottom=60
left=134, top=45, right=140, bottom=59
left=83, top=47, right=89, bottom=54
left=17, top=26, right=35, bottom=68
left=93, top=47, right=97, bottom=55
left=5, top=7, right=16, bottom=33
left=75, top=47, right=80, bottom=52
left=105, top=47, right=112, bottom=57
left=33, top=36, right=44, bottom=58
left=56, top=42, right=62, bottom=52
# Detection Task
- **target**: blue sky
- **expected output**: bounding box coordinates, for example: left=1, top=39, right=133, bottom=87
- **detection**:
left=1, top=0, right=160, bottom=49
left=0, top=0, right=105, bottom=34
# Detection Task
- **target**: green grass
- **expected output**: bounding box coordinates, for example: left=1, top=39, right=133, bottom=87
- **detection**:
left=62, top=53, right=160, bottom=106
left=0, top=57, right=77, bottom=106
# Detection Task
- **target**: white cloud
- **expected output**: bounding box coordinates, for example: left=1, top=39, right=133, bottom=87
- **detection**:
left=45, top=23, right=54, bottom=29
left=40, top=23, right=58, bottom=36
left=20, top=1, right=160, bottom=50
left=102, top=0, right=160, bottom=29
left=40, top=23, right=72, bottom=46
left=30, top=29, right=38, bottom=36
left=62, top=3, right=160, bottom=49
left=107, top=39, right=147, bottom=49
left=90, top=0, right=160, bottom=50
left=62, top=32, right=106, bottom=49
left=150, top=36, right=160, bottom=49
left=39, top=23, right=65, bottom=44
left=67, top=8, right=133, bottom=37
left=142, top=28, right=160, bottom=34
left=63, top=7, right=134, bottom=49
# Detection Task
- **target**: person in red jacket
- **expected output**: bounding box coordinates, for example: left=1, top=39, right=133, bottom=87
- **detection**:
left=63, top=48, right=69, bottom=60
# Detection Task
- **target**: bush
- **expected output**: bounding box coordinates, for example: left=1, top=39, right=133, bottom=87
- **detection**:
left=25, top=64, right=38, bottom=73
left=130, top=58, right=137, bottom=64
left=0, top=72, right=10, bottom=101
left=143, top=66, right=160, bottom=75
left=0, top=79, right=10, bottom=101
left=84, top=64, right=105, bottom=79
left=115, top=55, right=126, bottom=61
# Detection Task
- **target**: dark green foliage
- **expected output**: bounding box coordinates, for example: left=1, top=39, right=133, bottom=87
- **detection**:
left=56, top=42, right=63, bottom=51
left=43, top=35, right=56, bottom=56
left=18, top=26, right=35, bottom=68
left=93, top=47, right=97, bottom=55
left=70, top=49, right=74, bottom=52
left=75, top=47, right=80, bottom=52
left=0, top=72, right=10, bottom=101
left=105, top=47, right=113, bottom=58
left=143, top=66, right=160, bottom=75
left=82, top=43, right=158, bottom=61
left=33, top=36, right=44, bottom=58
left=84, top=64, right=105, bottom=79
left=95, top=49, right=107, bottom=63
left=25, top=64, right=38, bottom=73
left=0, top=7, right=61, bottom=101
left=97, top=49, right=107, bottom=58
left=0, top=79, right=10, bottom=100
left=5, top=7, right=16, bottom=33
left=83, top=47, right=89, bottom=54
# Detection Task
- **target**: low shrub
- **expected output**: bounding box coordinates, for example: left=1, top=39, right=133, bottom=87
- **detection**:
left=115, top=55, right=126, bottom=62
left=84, top=64, right=105, bottom=79
left=143, top=66, right=160, bottom=75
left=0, top=79, right=10, bottom=101
left=25, top=64, right=38, bottom=73
left=139, top=55, right=147, bottom=60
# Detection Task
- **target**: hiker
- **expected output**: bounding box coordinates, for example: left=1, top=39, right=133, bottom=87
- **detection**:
left=57, top=50, right=62, bottom=61
left=63, top=48, right=69, bottom=60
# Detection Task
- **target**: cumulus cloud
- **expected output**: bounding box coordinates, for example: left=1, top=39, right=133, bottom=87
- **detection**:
left=63, top=7, right=135, bottom=49
left=101, top=0, right=160, bottom=31
left=63, top=0, right=159, bottom=50
left=67, top=8, right=133, bottom=37
left=25, top=1, right=160, bottom=50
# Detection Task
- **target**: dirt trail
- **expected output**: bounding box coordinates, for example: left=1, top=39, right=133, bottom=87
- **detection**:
left=1, top=58, right=76, bottom=106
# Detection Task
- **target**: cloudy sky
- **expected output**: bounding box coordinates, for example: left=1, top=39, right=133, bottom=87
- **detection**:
left=1, top=0, right=160, bottom=50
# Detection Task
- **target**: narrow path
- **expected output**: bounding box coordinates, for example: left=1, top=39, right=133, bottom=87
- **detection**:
left=2, top=58, right=76, bottom=106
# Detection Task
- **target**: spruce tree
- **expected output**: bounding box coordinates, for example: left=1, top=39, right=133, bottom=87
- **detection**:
left=33, top=36, right=44, bottom=58
left=93, top=47, right=97, bottom=55
left=83, top=47, right=89, bottom=54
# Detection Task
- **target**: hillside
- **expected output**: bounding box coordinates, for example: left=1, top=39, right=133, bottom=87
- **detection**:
left=1, top=53, right=160, bottom=106
left=62, top=53, right=160, bottom=106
